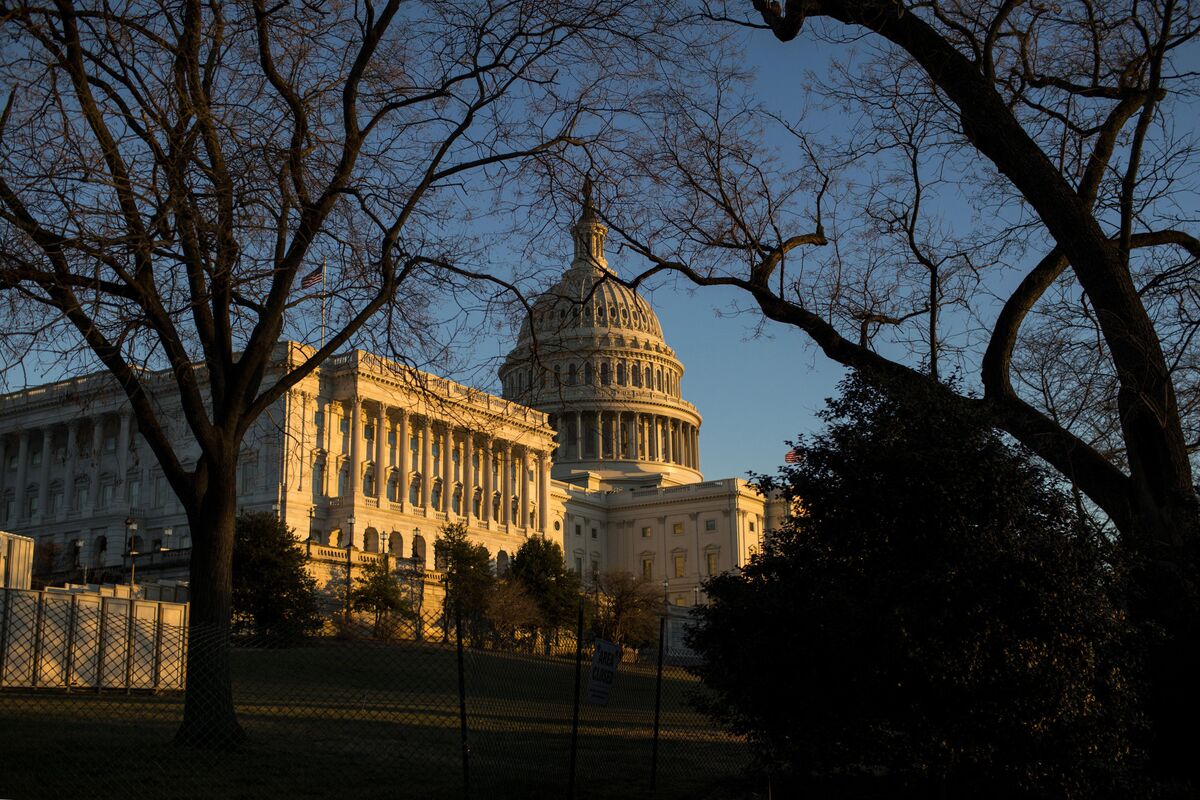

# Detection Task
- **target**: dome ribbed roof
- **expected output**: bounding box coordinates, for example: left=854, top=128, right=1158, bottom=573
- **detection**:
left=518, top=265, right=664, bottom=346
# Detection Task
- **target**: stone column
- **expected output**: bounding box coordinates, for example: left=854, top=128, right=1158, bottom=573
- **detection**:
left=374, top=403, right=386, bottom=498
left=36, top=427, right=52, bottom=520
left=397, top=409, right=410, bottom=503
left=519, top=447, right=530, bottom=529
left=538, top=451, right=551, bottom=532
left=594, top=411, right=603, bottom=461
left=501, top=443, right=512, bottom=525
left=88, top=420, right=103, bottom=513
left=668, top=419, right=676, bottom=464
left=421, top=416, right=433, bottom=508
left=442, top=426, right=454, bottom=514
left=463, top=433, right=474, bottom=522
left=693, top=427, right=700, bottom=469
left=13, top=431, right=29, bottom=520
left=117, top=413, right=132, bottom=485
left=482, top=437, right=493, bottom=523
left=575, top=411, right=584, bottom=460
left=349, top=397, right=362, bottom=497
left=322, top=400, right=336, bottom=497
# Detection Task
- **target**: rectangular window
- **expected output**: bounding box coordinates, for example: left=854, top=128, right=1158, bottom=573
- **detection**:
left=705, top=519, right=716, bottom=531
left=103, top=435, right=116, bottom=453
left=591, top=528, right=597, bottom=539
left=575, top=524, right=582, bottom=537
left=641, top=558, right=653, bottom=580
left=707, top=551, right=719, bottom=576
left=672, top=522, right=684, bottom=535
left=590, top=560, right=599, bottom=579
left=30, top=449, right=42, bottom=467
left=365, top=423, right=375, bottom=441
left=674, top=553, right=685, bottom=578
left=129, top=480, right=140, bottom=507
left=26, top=495, right=38, bottom=517
left=641, top=526, right=651, bottom=538
left=575, top=557, right=583, bottom=574
left=749, top=521, right=756, bottom=532
left=100, top=483, right=114, bottom=508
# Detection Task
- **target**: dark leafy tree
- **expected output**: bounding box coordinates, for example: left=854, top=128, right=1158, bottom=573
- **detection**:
left=434, top=522, right=495, bottom=643
left=509, top=536, right=582, bottom=645
left=487, top=578, right=542, bottom=649
left=689, top=374, right=1143, bottom=798
left=592, top=570, right=661, bottom=650
left=232, top=512, right=321, bottom=643
left=350, top=559, right=414, bottom=640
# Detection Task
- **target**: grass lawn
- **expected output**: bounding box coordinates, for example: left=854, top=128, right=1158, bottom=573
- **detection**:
left=0, top=639, right=759, bottom=800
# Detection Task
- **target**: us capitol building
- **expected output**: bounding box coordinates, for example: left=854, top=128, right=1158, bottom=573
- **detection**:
left=0, top=192, right=783, bottom=608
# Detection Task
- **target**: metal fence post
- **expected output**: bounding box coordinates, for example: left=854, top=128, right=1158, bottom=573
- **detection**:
left=0, top=589, right=11, bottom=686
left=455, top=603, right=470, bottom=800
left=124, top=599, right=135, bottom=693
left=30, top=593, right=45, bottom=688
left=650, top=614, right=666, bottom=792
left=568, top=597, right=584, bottom=799
left=64, top=595, right=78, bottom=692
left=95, top=599, right=108, bottom=692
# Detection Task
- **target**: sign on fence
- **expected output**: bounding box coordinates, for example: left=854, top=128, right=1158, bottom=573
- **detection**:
left=586, top=638, right=621, bottom=705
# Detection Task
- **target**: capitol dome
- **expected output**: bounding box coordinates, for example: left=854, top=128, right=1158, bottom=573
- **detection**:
left=500, top=182, right=702, bottom=487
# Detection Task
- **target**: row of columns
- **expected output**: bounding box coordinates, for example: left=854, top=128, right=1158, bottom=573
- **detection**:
left=306, top=395, right=552, bottom=532
left=0, top=413, right=135, bottom=524
left=553, top=410, right=699, bottom=470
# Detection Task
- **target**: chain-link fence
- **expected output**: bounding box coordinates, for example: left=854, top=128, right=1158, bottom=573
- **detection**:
left=0, top=588, right=760, bottom=799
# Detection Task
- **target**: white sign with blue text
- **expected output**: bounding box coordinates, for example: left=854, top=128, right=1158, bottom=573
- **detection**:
left=585, top=638, right=621, bottom=705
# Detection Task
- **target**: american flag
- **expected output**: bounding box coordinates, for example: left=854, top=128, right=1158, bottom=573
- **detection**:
left=784, top=447, right=802, bottom=464
left=300, top=263, right=323, bottom=290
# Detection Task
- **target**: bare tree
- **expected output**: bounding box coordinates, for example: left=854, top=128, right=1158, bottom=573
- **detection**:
left=0, top=0, right=658, bottom=746
left=565, top=0, right=1199, bottom=783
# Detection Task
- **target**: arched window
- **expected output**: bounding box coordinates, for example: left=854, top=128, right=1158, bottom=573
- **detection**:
left=644, top=366, right=652, bottom=387
left=600, top=363, right=610, bottom=385
left=364, top=528, right=380, bottom=553
left=496, top=550, right=510, bottom=575
left=632, top=364, right=641, bottom=387
left=409, top=475, right=422, bottom=505
left=411, top=534, right=427, bottom=566
left=584, top=362, right=593, bottom=385
left=617, top=362, right=626, bottom=385
left=388, top=531, right=403, bottom=556
left=656, top=369, right=663, bottom=391
left=567, top=364, right=577, bottom=385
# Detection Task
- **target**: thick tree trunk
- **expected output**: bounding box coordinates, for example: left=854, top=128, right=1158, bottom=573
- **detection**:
left=1125, top=490, right=1200, bottom=791
left=175, top=474, right=245, bottom=748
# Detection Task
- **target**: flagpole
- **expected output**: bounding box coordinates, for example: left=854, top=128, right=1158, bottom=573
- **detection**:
left=320, top=255, right=327, bottom=349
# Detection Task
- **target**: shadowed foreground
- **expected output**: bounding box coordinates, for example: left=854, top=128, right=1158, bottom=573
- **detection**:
left=0, top=638, right=758, bottom=800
